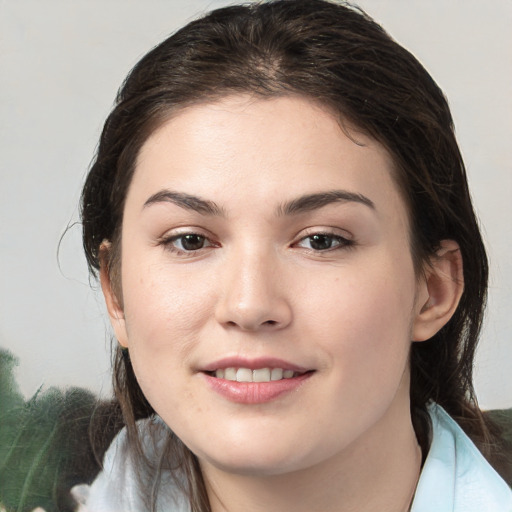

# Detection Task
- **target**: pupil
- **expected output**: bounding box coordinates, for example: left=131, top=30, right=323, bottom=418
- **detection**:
left=310, top=234, right=332, bottom=250
left=182, top=234, right=204, bottom=250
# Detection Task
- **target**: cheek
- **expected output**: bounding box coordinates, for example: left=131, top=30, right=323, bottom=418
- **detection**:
left=291, top=261, right=416, bottom=444
left=300, top=258, right=416, bottom=377
left=118, top=259, right=217, bottom=405
left=122, top=259, right=211, bottom=341
left=119, top=275, right=207, bottom=422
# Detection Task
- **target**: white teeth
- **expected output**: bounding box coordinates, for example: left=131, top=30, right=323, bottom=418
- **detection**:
left=215, top=367, right=298, bottom=382
left=253, top=368, right=271, bottom=382
left=224, top=367, right=237, bottom=381
left=270, top=368, right=283, bottom=381
left=236, top=368, right=253, bottom=382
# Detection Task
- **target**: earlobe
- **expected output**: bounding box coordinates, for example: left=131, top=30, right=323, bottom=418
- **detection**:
left=99, top=241, right=129, bottom=348
left=412, top=240, right=464, bottom=342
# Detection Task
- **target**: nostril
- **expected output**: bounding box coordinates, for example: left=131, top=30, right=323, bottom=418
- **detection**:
left=225, top=319, right=278, bottom=329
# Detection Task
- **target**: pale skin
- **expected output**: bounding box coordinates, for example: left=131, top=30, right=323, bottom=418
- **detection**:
left=101, top=95, right=463, bottom=512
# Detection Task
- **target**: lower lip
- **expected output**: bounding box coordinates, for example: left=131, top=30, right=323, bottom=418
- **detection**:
left=202, top=372, right=313, bottom=404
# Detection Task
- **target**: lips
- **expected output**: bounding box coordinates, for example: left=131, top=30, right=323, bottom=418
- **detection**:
left=200, top=357, right=314, bottom=403
left=201, top=356, right=309, bottom=373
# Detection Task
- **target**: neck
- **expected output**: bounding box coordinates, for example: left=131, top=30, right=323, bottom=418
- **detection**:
left=201, top=393, right=422, bottom=512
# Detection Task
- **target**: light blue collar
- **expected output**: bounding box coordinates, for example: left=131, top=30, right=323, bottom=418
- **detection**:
left=81, top=403, right=511, bottom=511
left=411, top=403, right=512, bottom=511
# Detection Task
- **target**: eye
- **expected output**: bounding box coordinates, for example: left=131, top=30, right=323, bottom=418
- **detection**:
left=163, top=233, right=214, bottom=253
left=295, top=232, right=352, bottom=252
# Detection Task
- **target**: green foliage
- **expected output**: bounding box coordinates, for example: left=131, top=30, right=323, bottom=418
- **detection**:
left=489, top=408, right=512, bottom=446
left=0, top=348, right=99, bottom=512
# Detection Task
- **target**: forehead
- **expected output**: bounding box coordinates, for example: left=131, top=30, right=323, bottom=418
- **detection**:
left=130, top=95, right=407, bottom=226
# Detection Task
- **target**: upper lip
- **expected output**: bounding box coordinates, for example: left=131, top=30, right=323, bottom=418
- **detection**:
left=201, top=356, right=310, bottom=373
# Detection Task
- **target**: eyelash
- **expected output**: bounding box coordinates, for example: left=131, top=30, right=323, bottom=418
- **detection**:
left=293, top=231, right=354, bottom=253
left=158, top=230, right=354, bottom=256
left=158, top=232, right=217, bottom=256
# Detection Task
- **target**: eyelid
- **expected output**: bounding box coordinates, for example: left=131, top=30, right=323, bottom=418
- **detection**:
left=157, top=227, right=219, bottom=256
left=291, top=227, right=355, bottom=252
left=293, top=226, right=353, bottom=242
left=157, top=225, right=214, bottom=241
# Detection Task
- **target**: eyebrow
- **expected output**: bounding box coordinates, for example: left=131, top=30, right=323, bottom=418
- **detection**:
left=277, top=190, right=375, bottom=216
left=143, top=190, right=225, bottom=216
left=143, top=189, right=374, bottom=217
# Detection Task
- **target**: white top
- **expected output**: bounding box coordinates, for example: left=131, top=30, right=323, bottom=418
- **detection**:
left=73, top=404, right=512, bottom=511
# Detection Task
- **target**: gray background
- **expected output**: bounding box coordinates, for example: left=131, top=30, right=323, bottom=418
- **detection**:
left=1, top=0, right=511, bottom=409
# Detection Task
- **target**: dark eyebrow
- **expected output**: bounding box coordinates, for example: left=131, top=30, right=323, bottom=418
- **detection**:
left=143, top=190, right=225, bottom=216
left=278, top=190, right=375, bottom=216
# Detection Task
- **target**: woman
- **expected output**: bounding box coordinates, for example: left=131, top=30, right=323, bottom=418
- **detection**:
left=78, top=0, right=512, bottom=510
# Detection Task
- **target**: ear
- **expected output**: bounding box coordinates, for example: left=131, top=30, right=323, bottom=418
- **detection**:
left=99, top=241, right=129, bottom=348
left=412, top=240, right=464, bottom=342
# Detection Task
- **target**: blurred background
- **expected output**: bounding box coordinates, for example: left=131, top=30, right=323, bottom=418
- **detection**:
left=1, top=0, right=511, bottom=409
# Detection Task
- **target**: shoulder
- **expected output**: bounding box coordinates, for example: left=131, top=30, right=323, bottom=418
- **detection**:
left=72, top=417, right=189, bottom=512
left=411, top=403, right=512, bottom=512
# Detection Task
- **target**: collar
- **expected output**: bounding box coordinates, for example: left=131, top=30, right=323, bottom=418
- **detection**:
left=411, top=403, right=512, bottom=511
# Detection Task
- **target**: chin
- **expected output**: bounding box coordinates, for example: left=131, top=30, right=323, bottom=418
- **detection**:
left=202, top=453, right=302, bottom=477
left=191, top=436, right=320, bottom=477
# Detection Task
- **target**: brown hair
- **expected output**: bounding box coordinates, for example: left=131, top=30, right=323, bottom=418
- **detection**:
left=81, top=1, right=501, bottom=509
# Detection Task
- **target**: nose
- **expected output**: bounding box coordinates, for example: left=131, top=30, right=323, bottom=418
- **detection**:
left=215, top=249, right=293, bottom=332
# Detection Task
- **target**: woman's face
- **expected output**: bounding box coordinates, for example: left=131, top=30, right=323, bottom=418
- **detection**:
left=106, top=95, right=429, bottom=475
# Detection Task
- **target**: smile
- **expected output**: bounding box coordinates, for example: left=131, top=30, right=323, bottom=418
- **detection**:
left=212, top=367, right=302, bottom=382
left=200, top=357, right=314, bottom=403
left=202, top=359, right=314, bottom=403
